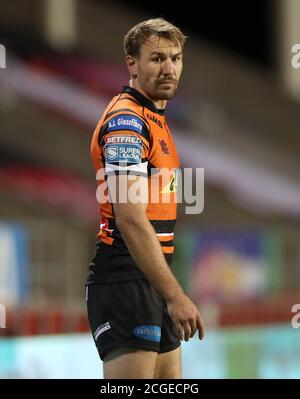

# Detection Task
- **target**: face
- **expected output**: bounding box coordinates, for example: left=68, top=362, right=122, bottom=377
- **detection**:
left=127, top=35, right=183, bottom=105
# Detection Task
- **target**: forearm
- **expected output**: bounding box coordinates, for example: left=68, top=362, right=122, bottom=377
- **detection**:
left=117, top=217, right=183, bottom=301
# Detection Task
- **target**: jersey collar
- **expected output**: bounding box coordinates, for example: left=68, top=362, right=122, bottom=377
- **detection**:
left=122, top=86, right=165, bottom=116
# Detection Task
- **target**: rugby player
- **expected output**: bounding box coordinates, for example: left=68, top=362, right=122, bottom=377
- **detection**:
left=86, top=18, right=205, bottom=379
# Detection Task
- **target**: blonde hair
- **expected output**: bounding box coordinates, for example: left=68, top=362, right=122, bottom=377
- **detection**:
left=124, top=18, right=187, bottom=57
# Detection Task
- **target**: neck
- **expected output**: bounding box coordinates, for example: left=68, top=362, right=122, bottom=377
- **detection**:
left=129, top=79, right=167, bottom=110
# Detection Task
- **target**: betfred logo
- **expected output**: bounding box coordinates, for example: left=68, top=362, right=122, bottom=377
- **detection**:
left=106, top=136, right=142, bottom=144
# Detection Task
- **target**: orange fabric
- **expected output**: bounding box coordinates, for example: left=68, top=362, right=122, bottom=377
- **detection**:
left=161, top=246, right=174, bottom=254
left=158, top=235, right=174, bottom=242
left=91, top=88, right=180, bottom=246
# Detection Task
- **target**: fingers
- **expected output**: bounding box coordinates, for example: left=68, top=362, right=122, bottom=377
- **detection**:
left=175, top=322, right=184, bottom=341
left=181, top=321, right=192, bottom=341
left=170, top=305, right=205, bottom=342
left=189, top=319, right=197, bottom=338
left=176, top=320, right=197, bottom=341
left=196, top=314, right=206, bottom=340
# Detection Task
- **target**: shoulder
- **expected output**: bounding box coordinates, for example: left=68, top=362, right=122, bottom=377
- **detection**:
left=99, top=96, right=151, bottom=144
left=104, top=95, right=148, bottom=125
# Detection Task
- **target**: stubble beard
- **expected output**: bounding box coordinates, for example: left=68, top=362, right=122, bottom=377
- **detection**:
left=152, top=82, right=178, bottom=101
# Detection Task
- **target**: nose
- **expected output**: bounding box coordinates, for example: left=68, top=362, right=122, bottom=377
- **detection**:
left=161, top=58, right=175, bottom=76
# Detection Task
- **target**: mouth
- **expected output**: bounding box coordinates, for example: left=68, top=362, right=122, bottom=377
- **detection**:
left=158, top=81, right=176, bottom=86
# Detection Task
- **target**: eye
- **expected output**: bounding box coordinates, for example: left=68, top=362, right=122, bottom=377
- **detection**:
left=152, top=57, right=162, bottom=63
left=172, top=56, right=181, bottom=63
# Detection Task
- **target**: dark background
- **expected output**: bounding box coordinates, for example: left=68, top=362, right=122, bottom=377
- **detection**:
left=115, top=0, right=273, bottom=66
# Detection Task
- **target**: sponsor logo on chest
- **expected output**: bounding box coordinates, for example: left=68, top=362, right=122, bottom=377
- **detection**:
left=146, top=113, right=163, bottom=129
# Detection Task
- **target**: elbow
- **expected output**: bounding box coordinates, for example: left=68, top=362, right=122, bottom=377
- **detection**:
left=115, top=215, right=136, bottom=230
left=114, top=202, right=148, bottom=231
left=115, top=214, right=144, bottom=231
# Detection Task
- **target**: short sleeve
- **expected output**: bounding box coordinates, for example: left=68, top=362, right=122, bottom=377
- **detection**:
left=101, top=114, right=150, bottom=177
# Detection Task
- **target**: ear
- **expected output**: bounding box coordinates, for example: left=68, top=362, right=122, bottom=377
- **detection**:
left=126, top=55, right=138, bottom=79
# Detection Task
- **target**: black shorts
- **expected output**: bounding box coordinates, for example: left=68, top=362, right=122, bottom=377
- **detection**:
left=86, top=278, right=181, bottom=361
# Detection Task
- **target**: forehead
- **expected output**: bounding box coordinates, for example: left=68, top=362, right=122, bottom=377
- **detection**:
left=140, top=35, right=182, bottom=56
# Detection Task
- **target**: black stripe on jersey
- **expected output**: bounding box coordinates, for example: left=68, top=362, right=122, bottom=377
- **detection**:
left=105, top=159, right=148, bottom=167
left=150, top=220, right=176, bottom=234
left=104, top=108, right=144, bottom=122
left=142, top=107, right=154, bottom=148
left=122, top=86, right=164, bottom=115
left=97, top=93, right=122, bottom=148
left=160, top=240, right=174, bottom=247
left=107, top=218, right=175, bottom=234
left=102, top=94, right=122, bottom=121
left=118, top=96, right=140, bottom=106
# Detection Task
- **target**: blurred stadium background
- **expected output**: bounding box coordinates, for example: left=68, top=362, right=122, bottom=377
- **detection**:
left=0, top=0, right=300, bottom=378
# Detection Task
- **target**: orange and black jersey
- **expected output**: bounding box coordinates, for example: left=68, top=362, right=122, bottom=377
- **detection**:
left=87, top=86, right=180, bottom=283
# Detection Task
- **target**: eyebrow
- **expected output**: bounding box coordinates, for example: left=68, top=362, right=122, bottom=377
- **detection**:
left=150, top=51, right=183, bottom=57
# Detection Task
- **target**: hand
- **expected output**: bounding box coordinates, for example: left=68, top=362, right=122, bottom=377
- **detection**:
left=166, top=293, right=205, bottom=342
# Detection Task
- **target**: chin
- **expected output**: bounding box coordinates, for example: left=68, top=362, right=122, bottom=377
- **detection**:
left=163, top=91, right=177, bottom=100
left=157, top=88, right=177, bottom=100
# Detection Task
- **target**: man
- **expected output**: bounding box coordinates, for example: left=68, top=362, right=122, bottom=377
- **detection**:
left=86, top=18, right=205, bottom=379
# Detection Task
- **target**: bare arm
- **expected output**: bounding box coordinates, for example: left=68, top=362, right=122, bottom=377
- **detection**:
left=108, top=174, right=205, bottom=341
left=116, top=196, right=183, bottom=301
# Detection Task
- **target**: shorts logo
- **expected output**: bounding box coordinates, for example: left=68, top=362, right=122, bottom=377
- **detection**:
left=107, top=115, right=144, bottom=134
left=106, top=143, right=142, bottom=163
left=107, top=146, right=118, bottom=160
left=94, top=322, right=111, bottom=341
left=132, top=325, right=161, bottom=342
